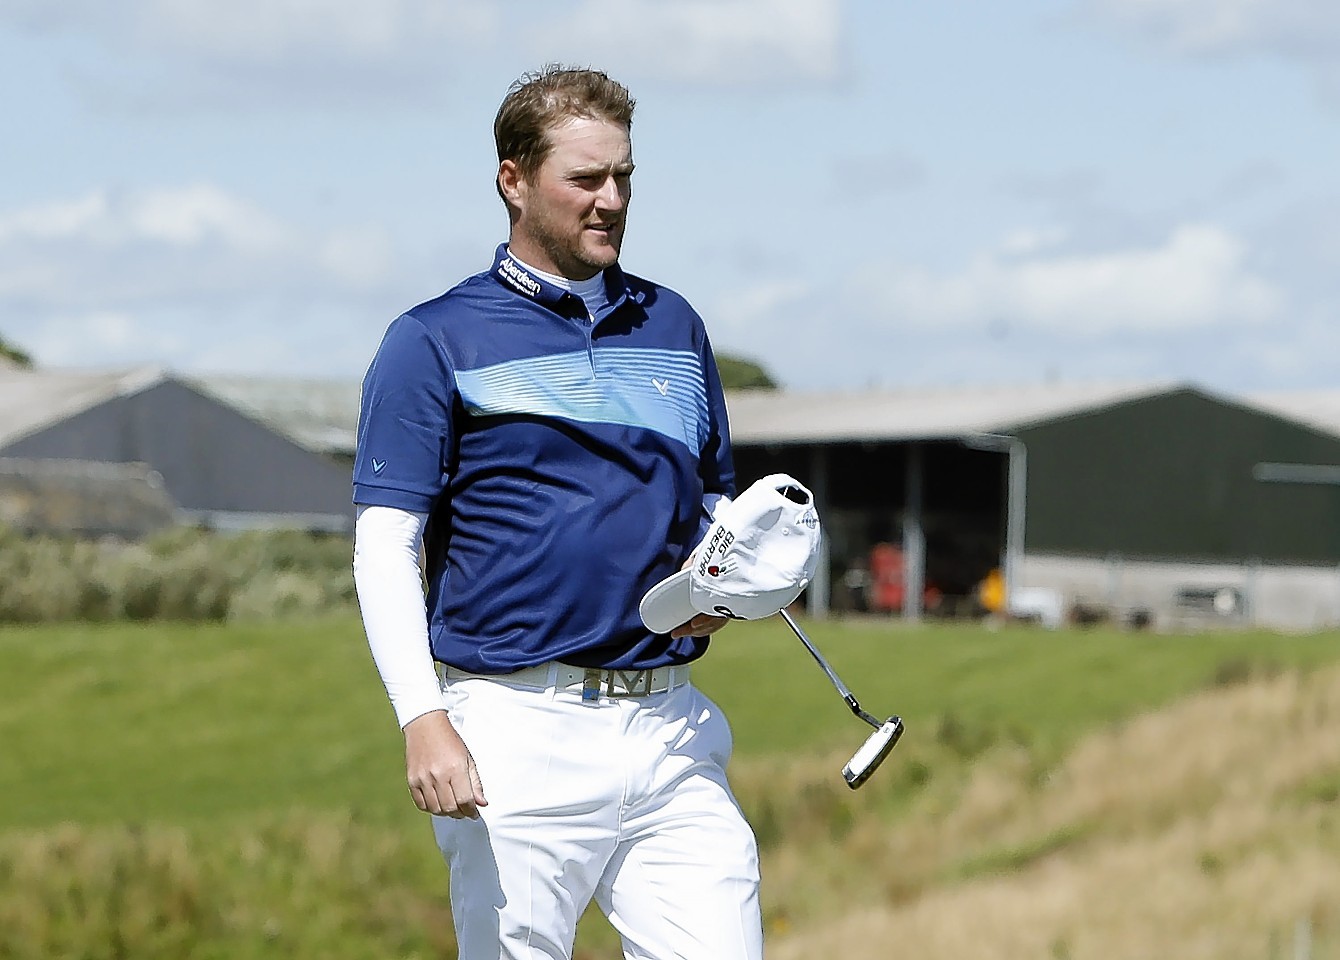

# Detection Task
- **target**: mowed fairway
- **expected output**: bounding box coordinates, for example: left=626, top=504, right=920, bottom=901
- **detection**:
left=3, top=616, right=1340, bottom=958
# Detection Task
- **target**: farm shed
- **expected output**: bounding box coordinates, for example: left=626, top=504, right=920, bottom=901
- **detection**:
left=0, top=367, right=355, bottom=533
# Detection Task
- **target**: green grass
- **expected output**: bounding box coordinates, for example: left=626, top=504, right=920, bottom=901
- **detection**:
left=3, top=616, right=1339, bottom=828
left=700, top=616, right=1340, bottom=761
left=0, top=617, right=408, bottom=828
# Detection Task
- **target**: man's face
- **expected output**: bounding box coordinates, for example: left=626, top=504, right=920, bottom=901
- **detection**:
left=504, top=117, right=633, bottom=281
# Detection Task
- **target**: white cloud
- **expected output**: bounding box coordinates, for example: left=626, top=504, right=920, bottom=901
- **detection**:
left=1000, top=226, right=1070, bottom=256
left=1, top=0, right=497, bottom=63
left=861, top=224, right=1282, bottom=336
left=0, top=182, right=423, bottom=378
left=543, top=0, right=843, bottom=85
left=1091, top=0, right=1340, bottom=57
left=0, top=0, right=501, bottom=110
left=0, top=184, right=405, bottom=375
left=0, top=184, right=392, bottom=309
left=131, top=0, right=495, bottom=63
left=20, top=311, right=180, bottom=368
left=1, top=0, right=843, bottom=106
left=0, top=184, right=290, bottom=252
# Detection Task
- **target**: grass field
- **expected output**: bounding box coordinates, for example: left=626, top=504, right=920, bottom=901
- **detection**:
left=3, top=615, right=1339, bottom=958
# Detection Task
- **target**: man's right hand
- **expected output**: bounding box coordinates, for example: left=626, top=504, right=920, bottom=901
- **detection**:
left=403, top=710, right=488, bottom=819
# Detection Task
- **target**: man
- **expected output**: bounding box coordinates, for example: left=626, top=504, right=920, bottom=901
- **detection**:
left=351, top=66, right=763, bottom=960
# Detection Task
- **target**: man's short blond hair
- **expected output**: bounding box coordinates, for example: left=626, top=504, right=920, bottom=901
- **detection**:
left=494, top=65, right=636, bottom=193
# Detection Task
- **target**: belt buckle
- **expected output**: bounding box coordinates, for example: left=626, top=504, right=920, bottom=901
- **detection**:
left=610, top=669, right=653, bottom=698
left=582, top=668, right=653, bottom=700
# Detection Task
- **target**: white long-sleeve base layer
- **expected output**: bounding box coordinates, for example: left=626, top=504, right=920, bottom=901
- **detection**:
left=352, top=504, right=445, bottom=729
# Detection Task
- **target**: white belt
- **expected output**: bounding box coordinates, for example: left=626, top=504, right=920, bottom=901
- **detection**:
left=440, top=661, right=691, bottom=701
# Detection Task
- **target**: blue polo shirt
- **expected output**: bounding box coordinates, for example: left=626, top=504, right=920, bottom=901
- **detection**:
left=353, top=245, right=735, bottom=674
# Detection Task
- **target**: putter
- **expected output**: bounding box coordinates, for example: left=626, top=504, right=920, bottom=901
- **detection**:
left=778, top=608, right=903, bottom=789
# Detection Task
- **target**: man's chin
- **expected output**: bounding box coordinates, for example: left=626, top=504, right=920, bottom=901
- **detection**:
left=579, top=244, right=621, bottom=272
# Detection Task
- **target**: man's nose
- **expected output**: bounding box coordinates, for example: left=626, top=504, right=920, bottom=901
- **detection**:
left=594, top=176, right=627, bottom=210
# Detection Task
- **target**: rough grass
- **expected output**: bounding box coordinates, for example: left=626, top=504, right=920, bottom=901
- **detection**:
left=0, top=816, right=454, bottom=960
left=3, top=616, right=1339, bottom=958
left=765, top=665, right=1340, bottom=960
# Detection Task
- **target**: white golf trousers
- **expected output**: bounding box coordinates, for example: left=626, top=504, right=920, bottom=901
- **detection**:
left=432, top=670, right=764, bottom=960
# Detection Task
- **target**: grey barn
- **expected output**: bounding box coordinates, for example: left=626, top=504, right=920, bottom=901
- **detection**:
left=0, top=367, right=355, bottom=534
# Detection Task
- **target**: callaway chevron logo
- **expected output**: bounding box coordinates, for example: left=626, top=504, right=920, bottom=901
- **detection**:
left=652, top=377, right=670, bottom=395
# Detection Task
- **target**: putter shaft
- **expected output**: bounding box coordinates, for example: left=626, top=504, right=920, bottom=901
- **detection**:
left=778, top=609, right=882, bottom=730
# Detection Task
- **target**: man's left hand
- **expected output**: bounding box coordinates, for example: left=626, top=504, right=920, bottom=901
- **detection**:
left=668, top=551, right=730, bottom=639
left=670, top=613, right=729, bottom=640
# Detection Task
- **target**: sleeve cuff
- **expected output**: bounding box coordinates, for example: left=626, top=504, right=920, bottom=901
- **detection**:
left=393, top=688, right=451, bottom=730
left=353, top=483, right=438, bottom=513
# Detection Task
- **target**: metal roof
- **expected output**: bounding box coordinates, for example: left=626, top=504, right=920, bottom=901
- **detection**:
left=0, top=366, right=361, bottom=456
left=188, top=374, right=362, bottom=456
left=6, top=366, right=1330, bottom=456
left=723, top=381, right=1176, bottom=445
left=189, top=378, right=1177, bottom=453
left=0, top=366, right=167, bottom=448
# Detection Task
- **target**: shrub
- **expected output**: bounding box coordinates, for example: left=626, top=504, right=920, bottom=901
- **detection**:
left=0, top=525, right=355, bottom=623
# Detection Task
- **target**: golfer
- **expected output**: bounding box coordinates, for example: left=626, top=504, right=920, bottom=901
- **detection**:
left=352, top=65, right=763, bottom=959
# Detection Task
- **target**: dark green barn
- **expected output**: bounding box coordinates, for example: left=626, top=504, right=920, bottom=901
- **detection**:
left=724, top=383, right=1340, bottom=626
left=1019, top=388, right=1340, bottom=565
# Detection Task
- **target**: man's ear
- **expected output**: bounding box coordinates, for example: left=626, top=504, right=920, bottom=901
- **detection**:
left=498, top=160, right=525, bottom=210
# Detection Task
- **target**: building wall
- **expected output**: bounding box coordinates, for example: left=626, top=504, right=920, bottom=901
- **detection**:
left=1021, top=552, right=1340, bottom=632
left=0, top=380, right=353, bottom=528
left=1018, top=390, right=1340, bottom=565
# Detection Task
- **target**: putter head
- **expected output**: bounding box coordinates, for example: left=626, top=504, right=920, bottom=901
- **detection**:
left=842, top=717, right=903, bottom=789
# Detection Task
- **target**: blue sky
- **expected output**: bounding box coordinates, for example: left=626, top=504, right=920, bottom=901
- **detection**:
left=2, top=0, right=1338, bottom=392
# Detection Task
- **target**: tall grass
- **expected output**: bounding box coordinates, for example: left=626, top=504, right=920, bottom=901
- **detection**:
left=0, top=816, right=457, bottom=960
left=766, top=665, right=1340, bottom=960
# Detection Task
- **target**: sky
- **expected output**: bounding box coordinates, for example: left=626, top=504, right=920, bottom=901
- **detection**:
left=1, top=0, right=1338, bottom=393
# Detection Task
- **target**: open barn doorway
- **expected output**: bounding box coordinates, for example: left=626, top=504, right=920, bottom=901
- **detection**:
left=733, top=440, right=1007, bottom=618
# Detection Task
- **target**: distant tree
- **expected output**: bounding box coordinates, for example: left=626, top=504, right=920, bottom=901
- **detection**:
left=716, top=353, right=777, bottom=390
left=0, top=334, right=33, bottom=368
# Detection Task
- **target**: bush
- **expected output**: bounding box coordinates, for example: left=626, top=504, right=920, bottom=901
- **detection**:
left=0, top=524, right=355, bottom=624
left=0, top=538, right=84, bottom=623
left=228, top=571, right=330, bottom=622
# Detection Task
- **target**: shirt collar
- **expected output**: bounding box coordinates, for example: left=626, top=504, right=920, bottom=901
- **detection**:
left=489, top=243, right=631, bottom=314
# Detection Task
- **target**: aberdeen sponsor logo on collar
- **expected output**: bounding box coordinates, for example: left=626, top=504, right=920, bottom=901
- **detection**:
left=497, top=257, right=542, bottom=298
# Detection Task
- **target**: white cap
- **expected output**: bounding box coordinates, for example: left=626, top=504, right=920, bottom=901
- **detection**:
left=639, top=473, right=822, bottom=634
